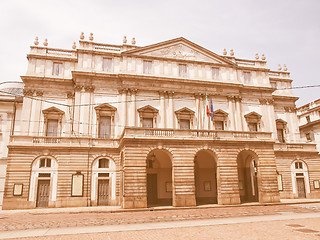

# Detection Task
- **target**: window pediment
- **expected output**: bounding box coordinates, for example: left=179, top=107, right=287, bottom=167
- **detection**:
left=95, top=103, right=117, bottom=116
left=276, top=119, right=287, bottom=128
left=42, top=106, right=65, bottom=115
left=42, top=106, right=64, bottom=120
left=138, top=105, right=159, bottom=118
left=175, top=107, right=195, bottom=120
left=244, top=111, right=262, bottom=123
left=213, top=109, right=228, bottom=117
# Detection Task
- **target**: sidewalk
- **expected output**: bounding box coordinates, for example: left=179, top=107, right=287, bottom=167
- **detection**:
left=1, top=198, right=320, bottom=215
left=1, top=212, right=319, bottom=239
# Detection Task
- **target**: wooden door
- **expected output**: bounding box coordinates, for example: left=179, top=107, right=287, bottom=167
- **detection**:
left=36, top=180, right=50, bottom=207
left=98, top=179, right=109, bottom=205
left=297, top=178, right=306, bottom=198
left=147, top=174, right=157, bottom=205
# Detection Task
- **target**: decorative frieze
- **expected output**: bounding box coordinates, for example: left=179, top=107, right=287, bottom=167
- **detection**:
left=284, top=106, right=296, bottom=113
left=36, top=91, right=44, bottom=97
left=23, top=89, right=35, bottom=97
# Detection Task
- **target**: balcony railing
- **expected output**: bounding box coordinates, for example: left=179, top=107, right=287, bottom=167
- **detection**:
left=9, top=136, right=119, bottom=148
left=121, top=127, right=273, bottom=142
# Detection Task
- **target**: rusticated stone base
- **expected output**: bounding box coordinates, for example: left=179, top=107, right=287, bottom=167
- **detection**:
left=173, top=194, right=196, bottom=207
left=122, top=196, right=147, bottom=208
left=259, top=192, right=280, bottom=203
left=218, top=194, right=241, bottom=205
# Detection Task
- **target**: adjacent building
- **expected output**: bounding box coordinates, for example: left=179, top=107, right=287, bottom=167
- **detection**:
left=297, top=99, right=320, bottom=153
left=0, top=82, right=23, bottom=209
left=2, top=34, right=320, bottom=210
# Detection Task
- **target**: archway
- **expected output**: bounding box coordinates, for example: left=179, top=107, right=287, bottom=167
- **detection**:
left=29, top=156, right=58, bottom=208
left=291, top=160, right=310, bottom=198
left=237, top=151, right=259, bottom=203
left=91, top=157, right=116, bottom=206
left=194, top=150, right=217, bottom=205
left=146, top=149, right=172, bottom=207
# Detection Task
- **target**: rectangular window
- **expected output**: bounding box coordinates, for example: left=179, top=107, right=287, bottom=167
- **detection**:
left=212, top=67, right=219, bottom=80
left=277, top=128, right=285, bottom=143
left=306, top=132, right=312, bottom=141
left=180, top=119, right=190, bottom=130
left=270, top=81, right=277, bottom=89
left=103, top=58, right=112, bottom=72
left=215, top=121, right=224, bottom=130
left=99, top=159, right=109, bottom=168
left=243, top=72, right=251, bottom=83
left=53, top=63, right=62, bottom=76
left=46, top=119, right=58, bottom=137
left=248, top=122, right=258, bottom=132
left=143, top=60, right=152, bottom=74
left=179, top=64, right=187, bottom=77
left=99, top=116, right=111, bottom=138
left=143, top=118, right=153, bottom=128
left=306, top=115, right=311, bottom=123
left=295, top=162, right=303, bottom=169
left=39, top=158, right=51, bottom=168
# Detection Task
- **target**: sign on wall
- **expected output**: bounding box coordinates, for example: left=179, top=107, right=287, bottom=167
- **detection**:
left=72, top=174, right=84, bottom=197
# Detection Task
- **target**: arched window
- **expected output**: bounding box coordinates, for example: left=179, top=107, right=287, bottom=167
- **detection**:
left=99, top=158, right=109, bottom=168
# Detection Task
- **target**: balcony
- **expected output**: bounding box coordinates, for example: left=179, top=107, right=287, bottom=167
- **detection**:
left=9, top=135, right=119, bottom=148
left=274, top=142, right=318, bottom=152
left=121, top=127, right=273, bottom=142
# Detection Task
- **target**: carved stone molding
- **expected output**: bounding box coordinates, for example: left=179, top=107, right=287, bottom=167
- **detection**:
left=259, top=98, right=274, bottom=105
left=74, top=85, right=83, bottom=91
left=84, top=85, right=95, bottom=92
left=67, top=91, right=74, bottom=98
left=23, top=89, right=35, bottom=96
left=36, top=91, right=44, bottom=97
left=284, top=106, right=296, bottom=113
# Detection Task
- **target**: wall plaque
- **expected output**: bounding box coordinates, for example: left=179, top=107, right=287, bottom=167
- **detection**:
left=72, top=174, right=83, bottom=197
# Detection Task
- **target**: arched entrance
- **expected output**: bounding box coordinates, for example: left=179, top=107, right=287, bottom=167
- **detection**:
left=237, top=151, right=259, bottom=203
left=146, top=149, right=172, bottom=207
left=194, top=150, right=217, bottom=205
left=29, top=156, right=58, bottom=208
left=91, top=157, right=116, bottom=206
left=291, top=160, right=310, bottom=198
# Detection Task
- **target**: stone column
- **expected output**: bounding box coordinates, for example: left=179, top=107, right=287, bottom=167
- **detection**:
left=21, top=89, right=34, bottom=135
left=195, top=94, right=200, bottom=130
left=30, top=91, right=43, bottom=136
left=159, top=91, right=165, bottom=128
left=167, top=92, right=174, bottom=128
left=227, top=96, right=236, bottom=131
left=73, top=85, right=82, bottom=135
left=66, top=92, right=74, bottom=137
left=235, top=96, right=243, bottom=131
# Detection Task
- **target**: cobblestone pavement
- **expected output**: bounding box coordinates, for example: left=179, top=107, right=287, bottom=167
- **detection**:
left=0, top=203, right=320, bottom=232
left=11, top=217, right=320, bottom=240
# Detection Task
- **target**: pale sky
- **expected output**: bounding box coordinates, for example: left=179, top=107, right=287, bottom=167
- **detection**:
left=1, top=0, right=319, bottom=106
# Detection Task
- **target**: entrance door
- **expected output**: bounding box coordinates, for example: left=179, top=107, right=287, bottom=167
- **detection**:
left=296, top=178, right=306, bottom=198
left=36, top=180, right=50, bottom=207
left=147, top=174, right=157, bottom=205
left=98, top=179, right=109, bottom=205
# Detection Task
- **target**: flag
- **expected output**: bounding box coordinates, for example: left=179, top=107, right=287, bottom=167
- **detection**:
left=210, top=98, right=214, bottom=120
left=205, top=92, right=210, bottom=117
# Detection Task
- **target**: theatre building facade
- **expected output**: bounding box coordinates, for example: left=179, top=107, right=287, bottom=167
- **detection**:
left=2, top=34, right=320, bottom=209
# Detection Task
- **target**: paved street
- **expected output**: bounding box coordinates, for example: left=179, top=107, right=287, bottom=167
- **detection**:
left=1, top=202, right=320, bottom=239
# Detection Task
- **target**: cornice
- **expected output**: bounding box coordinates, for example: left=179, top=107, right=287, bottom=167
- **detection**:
left=299, top=119, right=320, bottom=130
left=27, top=54, right=77, bottom=62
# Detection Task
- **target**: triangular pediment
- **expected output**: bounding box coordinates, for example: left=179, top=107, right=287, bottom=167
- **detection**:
left=175, top=107, right=195, bottom=115
left=244, top=111, right=262, bottom=119
left=95, top=103, right=117, bottom=111
left=138, top=105, right=159, bottom=113
left=214, top=109, right=228, bottom=116
left=124, top=37, right=235, bottom=66
left=42, top=106, right=64, bottom=115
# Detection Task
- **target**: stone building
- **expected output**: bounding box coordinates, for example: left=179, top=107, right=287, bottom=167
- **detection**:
left=297, top=99, right=320, bottom=153
left=2, top=34, right=320, bottom=209
left=0, top=82, right=23, bottom=209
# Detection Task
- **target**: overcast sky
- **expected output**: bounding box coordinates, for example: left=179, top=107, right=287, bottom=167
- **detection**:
left=1, top=0, right=319, bottom=106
